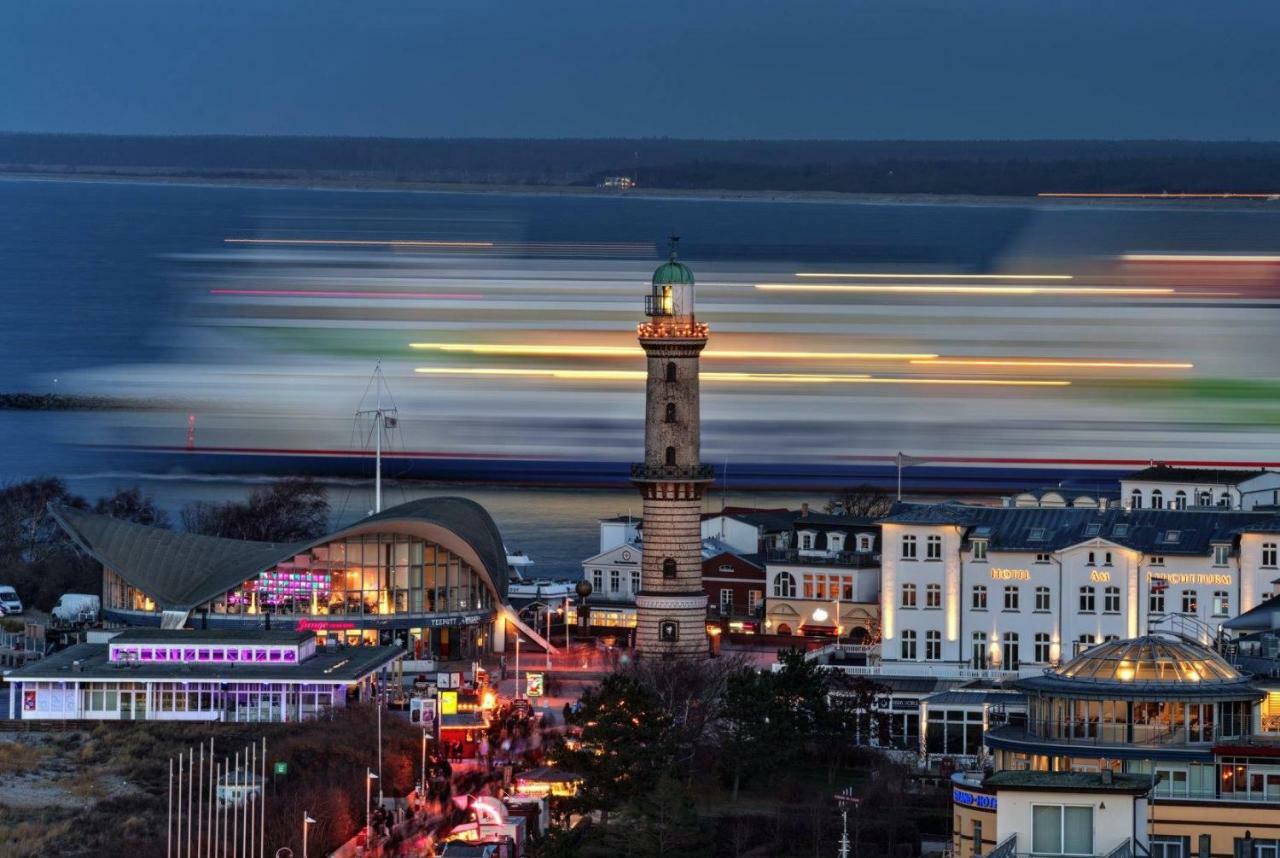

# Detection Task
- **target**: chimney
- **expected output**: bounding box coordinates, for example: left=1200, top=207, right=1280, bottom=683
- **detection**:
left=800, top=503, right=809, bottom=518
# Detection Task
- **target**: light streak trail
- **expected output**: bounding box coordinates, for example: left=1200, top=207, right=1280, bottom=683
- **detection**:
left=408, top=342, right=939, bottom=360
left=756, top=283, right=1174, bottom=296
left=911, top=358, right=1193, bottom=370
left=795, top=272, right=1073, bottom=281
left=210, top=289, right=483, bottom=300
left=1122, top=253, right=1280, bottom=263
left=225, top=238, right=494, bottom=248
left=413, top=367, right=1070, bottom=386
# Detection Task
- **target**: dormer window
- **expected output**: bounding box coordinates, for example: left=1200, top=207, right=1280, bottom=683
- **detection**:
left=972, top=539, right=988, bottom=561
left=1028, top=528, right=1047, bottom=542
left=1162, top=530, right=1181, bottom=544
left=1213, top=544, right=1230, bottom=566
left=800, top=532, right=814, bottom=551
left=1113, top=523, right=1130, bottom=538
left=1084, top=522, right=1101, bottom=537
left=856, top=534, right=873, bottom=553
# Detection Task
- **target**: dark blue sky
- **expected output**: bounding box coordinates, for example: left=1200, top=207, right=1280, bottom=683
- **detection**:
left=4, top=0, right=1279, bottom=139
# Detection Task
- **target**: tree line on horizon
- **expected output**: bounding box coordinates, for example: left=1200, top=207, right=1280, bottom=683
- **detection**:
left=4, top=133, right=1280, bottom=195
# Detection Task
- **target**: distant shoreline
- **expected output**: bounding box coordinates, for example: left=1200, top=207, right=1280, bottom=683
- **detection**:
left=7, top=166, right=1264, bottom=210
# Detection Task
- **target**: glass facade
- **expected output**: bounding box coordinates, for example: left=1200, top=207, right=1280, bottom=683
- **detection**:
left=1025, top=695, right=1252, bottom=745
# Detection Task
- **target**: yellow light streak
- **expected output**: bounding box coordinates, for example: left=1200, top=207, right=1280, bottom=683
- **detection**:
left=225, top=238, right=494, bottom=248
left=756, top=283, right=1174, bottom=296
left=408, top=342, right=939, bottom=360
left=911, top=358, right=1194, bottom=370
left=413, top=367, right=1069, bottom=386
left=795, top=272, right=1073, bottom=281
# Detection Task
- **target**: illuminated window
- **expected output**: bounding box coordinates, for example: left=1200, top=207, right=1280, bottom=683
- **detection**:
left=901, top=583, right=917, bottom=608
left=972, top=539, right=987, bottom=560
left=662, top=558, right=677, bottom=578
left=664, top=402, right=677, bottom=423
left=901, top=535, right=917, bottom=560
left=1214, top=544, right=1230, bottom=566
left=900, top=629, right=917, bottom=660
left=1264, top=543, right=1278, bottom=568
left=1213, top=591, right=1230, bottom=617
left=1079, top=586, right=1096, bottom=613
left=926, top=535, right=942, bottom=560
left=1003, top=585, right=1020, bottom=611
left=1035, top=586, right=1051, bottom=612
left=925, top=583, right=941, bottom=609
left=925, top=630, right=941, bottom=660
left=1103, top=586, right=1120, bottom=613
left=774, top=572, right=796, bottom=598
left=971, top=585, right=988, bottom=610
left=665, top=362, right=677, bottom=383
left=1181, top=590, right=1198, bottom=614
left=1034, top=633, right=1051, bottom=663
left=1151, top=490, right=1164, bottom=510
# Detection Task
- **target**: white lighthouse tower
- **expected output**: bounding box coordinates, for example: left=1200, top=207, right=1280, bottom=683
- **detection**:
left=632, top=237, right=713, bottom=658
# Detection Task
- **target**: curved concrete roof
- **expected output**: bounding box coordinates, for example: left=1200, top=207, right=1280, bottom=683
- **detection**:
left=51, top=496, right=510, bottom=612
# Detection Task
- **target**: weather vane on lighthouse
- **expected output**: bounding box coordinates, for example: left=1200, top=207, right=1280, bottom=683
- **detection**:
left=632, top=235, right=713, bottom=658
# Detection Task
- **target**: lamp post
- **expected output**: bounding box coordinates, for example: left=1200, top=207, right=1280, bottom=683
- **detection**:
left=365, top=768, right=378, bottom=849
left=302, top=812, right=315, bottom=858
left=420, top=727, right=428, bottom=797
left=545, top=605, right=553, bottom=670
left=514, top=631, right=521, bottom=701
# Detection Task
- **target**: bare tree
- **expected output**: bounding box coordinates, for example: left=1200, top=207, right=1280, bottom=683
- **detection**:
left=181, top=477, right=329, bottom=543
left=824, top=483, right=894, bottom=519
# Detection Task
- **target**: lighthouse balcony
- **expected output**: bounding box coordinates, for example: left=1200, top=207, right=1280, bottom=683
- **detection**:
left=630, top=463, right=715, bottom=482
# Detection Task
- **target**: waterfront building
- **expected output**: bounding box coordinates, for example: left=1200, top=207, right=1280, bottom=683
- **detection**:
left=631, top=240, right=714, bottom=658
left=4, top=628, right=400, bottom=722
left=879, top=503, right=1280, bottom=676
left=52, top=496, right=550, bottom=661
left=763, top=509, right=881, bottom=641
left=1121, top=464, right=1280, bottom=511
left=951, top=634, right=1280, bottom=858
left=703, top=540, right=766, bottom=632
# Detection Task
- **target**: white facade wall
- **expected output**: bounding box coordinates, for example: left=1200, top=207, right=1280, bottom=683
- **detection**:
left=599, top=519, right=640, bottom=553
left=995, top=789, right=1141, bottom=855
left=1239, top=532, right=1280, bottom=610
left=581, top=543, right=643, bottom=604
left=700, top=516, right=763, bottom=555
left=1119, top=476, right=1280, bottom=511
left=766, top=563, right=879, bottom=604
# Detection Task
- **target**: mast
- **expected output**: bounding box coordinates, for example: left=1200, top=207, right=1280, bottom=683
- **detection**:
left=356, top=362, right=399, bottom=513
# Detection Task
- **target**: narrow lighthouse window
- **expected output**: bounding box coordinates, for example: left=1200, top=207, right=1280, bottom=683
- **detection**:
left=665, top=403, right=677, bottom=423
left=666, top=362, right=677, bottom=382
left=665, top=446, right=677, bottom=466
left=663, top=558, right=677, bottom=578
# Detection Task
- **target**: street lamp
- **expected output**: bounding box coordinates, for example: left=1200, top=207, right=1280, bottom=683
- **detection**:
left=515, top=631, right=521, bottom=700
left=365, top=769, right=378, bottom=849
left=302, top=812, right=316, bottom=858
left=420, top=727, right=428, bottom=797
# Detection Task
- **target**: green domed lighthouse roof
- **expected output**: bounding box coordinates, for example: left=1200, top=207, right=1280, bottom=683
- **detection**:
left=652, top=237, right=694, bottom=286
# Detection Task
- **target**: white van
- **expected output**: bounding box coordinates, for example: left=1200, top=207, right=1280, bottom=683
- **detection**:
left=52, top=593, right=100, bottom=624
left=0, top=586, right=22, bottom=615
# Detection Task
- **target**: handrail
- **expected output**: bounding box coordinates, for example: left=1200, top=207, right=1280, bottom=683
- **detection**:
left=1103, top=838, right=1132, bottom=858
left=630, top=463, right=715, bottom=481
left=984, top=834, right=1017, bottom=858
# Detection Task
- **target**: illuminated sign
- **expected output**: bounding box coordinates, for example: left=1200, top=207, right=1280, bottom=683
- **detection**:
left=440, top=690, right=458, bottom=716
left=526, top=672, right=545, bottom=698
left=297, top=619, right=356, bottom=632
left=953, top=788, right=997, bottom=810
left=1089, top=570, right=1112, bottom=583
left=990, top=568, right=1030, bottom=581
left=1158, top=573, right=1233, bottom=586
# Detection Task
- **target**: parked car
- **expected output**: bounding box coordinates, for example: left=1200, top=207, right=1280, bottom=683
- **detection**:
left=51, top=593, right=100, bottom=624
left=0, top=586, right=23, bottom=616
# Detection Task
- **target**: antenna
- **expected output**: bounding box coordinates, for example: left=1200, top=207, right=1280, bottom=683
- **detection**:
left=355, top=361, right=399, bottom=514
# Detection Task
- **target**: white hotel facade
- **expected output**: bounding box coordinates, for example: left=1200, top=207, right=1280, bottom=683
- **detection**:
left=879, top=504, right=1280, bottom=673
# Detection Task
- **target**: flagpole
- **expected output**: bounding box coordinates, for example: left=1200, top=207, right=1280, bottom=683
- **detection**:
left=197, top=742, right=204, bottom=858
left=168, top=757, right=174, bottom=858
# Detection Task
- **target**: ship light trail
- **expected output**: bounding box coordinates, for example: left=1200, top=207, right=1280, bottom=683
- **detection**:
left=911, top=358, right=1194, bottom=370
left=1121, top=253, right=1280, bottom=263
left=224, top=238, right=494, bottom=248
left=756, top=283, right=1174, bottom=296
left=210, top=289, right=483, bottom=300
left=414, top=367, right=1070, bottom=386
left=408, top=342, right=939, bottom=360
left=795, top=272, right=1074, bottom=281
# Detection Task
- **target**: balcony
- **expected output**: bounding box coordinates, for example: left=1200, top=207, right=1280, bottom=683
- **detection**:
left=630, top=463, right=715, bottom=482
left=766, top=548, right=881, bottom=568
left=984, top=835, right=1135, bottom=858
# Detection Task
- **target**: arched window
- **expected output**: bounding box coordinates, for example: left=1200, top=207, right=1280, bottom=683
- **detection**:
left=1130, top=488, right=1143, bottom=509
left=776, top=623, right=792, bottom=636
left=664, top=402, right=677, bottom=423
left=665, top=361, right=677, bottom=383
left=662, top=557, right=678, bottom=578
left=1174, top=490, right=1187, bottom=510
left=1198, top=490, right=1212, bottom=507
left=773, top=571, right=796, bottom=598
left=1219, top=491, right=1231, bottom=508
left=665, top=446, right=676, bottom=466
left=1150, top=489, right=1164, bottom=510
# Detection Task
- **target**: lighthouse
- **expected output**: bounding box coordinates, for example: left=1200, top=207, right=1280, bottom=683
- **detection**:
left=632, top=237, right=713, bottom=658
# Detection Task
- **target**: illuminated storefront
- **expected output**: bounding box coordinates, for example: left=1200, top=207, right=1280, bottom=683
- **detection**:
left=56, top=497, right=520, bottom=662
